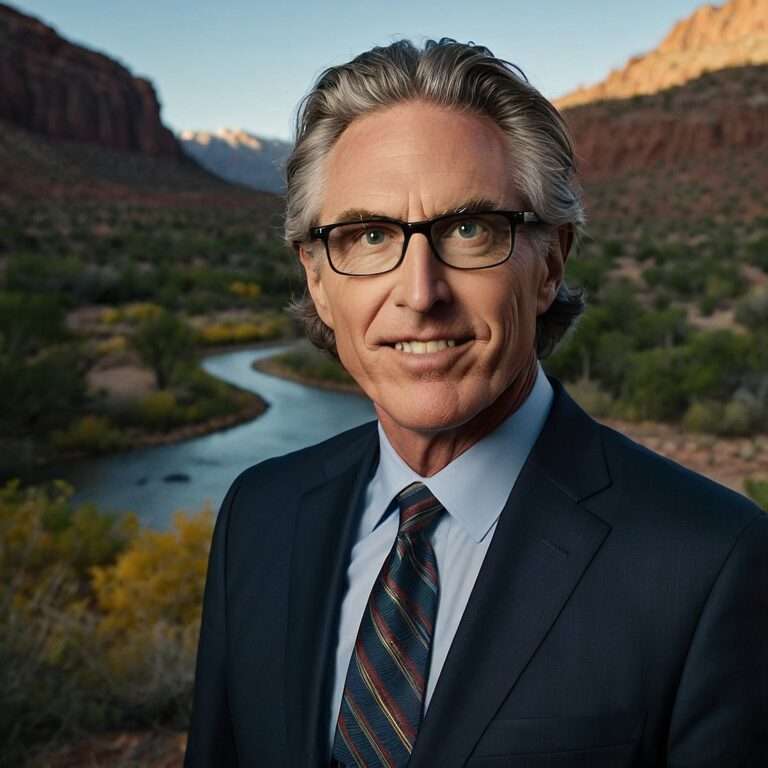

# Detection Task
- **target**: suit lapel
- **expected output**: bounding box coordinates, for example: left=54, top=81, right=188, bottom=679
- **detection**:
left=284, top=424, right=379, bottom=768
left=409, top=377, right=614, bottom=767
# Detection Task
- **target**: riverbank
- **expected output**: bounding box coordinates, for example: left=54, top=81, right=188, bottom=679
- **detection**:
left=2, top=342, right=286, bottom=482
left=99, top=339, right=295, bottom=452
left=103, top=383, right=268, bottom=451
left=251, top=339, right=365, bottom=396
left=111, top=338, right=296, bottom=451
left=253, top=356, right=365, bottom=396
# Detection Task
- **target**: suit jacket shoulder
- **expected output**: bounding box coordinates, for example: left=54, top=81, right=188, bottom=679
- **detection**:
left=595, top=418, right=763, bottom=542
left=223, top=419, right=378, bottom=523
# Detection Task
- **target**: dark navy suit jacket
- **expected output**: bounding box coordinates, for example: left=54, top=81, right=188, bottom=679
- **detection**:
left=185, top=376, right=768, bottom=767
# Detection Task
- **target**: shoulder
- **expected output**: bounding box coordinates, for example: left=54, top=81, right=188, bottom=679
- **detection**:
left=594, top=420, right=764, bottom=542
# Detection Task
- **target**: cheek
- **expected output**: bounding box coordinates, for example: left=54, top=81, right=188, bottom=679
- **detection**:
left=326, top=285, right=382, bottom=364
left=480, top=274, right=539, bottom=358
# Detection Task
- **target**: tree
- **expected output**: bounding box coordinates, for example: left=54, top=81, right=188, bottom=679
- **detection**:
left=681, top=330, right=754, bottom=402
left=0, top=292, right=67, bottom=359
left=131, top=310, right=197, bottom=390
left=622, top=347, right=689, bottom=421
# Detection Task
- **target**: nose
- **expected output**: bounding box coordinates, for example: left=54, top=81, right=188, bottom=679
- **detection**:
left=394, top=232, right=452, bottom=312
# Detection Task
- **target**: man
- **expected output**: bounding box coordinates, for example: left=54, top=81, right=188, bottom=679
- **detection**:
left=185, top=38, right=768, bottom=767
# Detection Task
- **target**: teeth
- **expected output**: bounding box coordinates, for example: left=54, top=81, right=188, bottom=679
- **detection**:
left=394, top=339, right=458, bottom=354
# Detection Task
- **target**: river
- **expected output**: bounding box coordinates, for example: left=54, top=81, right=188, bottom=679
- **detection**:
left=60, top=345, right=376, bottom=528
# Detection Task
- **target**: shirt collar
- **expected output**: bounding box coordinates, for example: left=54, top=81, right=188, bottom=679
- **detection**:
left=364, top=361, right=554, bottom=543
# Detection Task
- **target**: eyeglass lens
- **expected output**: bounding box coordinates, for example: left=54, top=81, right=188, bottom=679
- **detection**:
left=326, top=212, right=514, bottom=275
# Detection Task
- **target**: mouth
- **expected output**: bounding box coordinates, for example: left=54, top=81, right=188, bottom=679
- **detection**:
left=385, top=337, right=473, bottom=355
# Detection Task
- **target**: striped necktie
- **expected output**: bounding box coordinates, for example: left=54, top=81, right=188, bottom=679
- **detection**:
left=331, top=481, right=446, bottom=767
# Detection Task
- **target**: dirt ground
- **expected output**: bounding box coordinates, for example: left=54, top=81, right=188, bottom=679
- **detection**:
left=32, top=731, right=186, bottom=768
left=87, top=365, right=156, bottom=401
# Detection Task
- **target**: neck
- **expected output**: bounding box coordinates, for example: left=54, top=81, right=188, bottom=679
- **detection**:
left=377, top=352, right=539, bottom=477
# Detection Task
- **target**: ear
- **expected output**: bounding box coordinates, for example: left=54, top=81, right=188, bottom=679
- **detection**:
left=298, top=245, right=335, bottom=329
left=536, top=223, right=573, bottom=315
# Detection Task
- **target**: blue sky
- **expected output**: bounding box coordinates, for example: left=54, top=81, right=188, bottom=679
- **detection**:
left=12, top=0, right=706, bottom=142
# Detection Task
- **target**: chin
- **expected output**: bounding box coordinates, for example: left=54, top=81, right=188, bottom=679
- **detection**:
left=372, top=383, right=487, bottom=435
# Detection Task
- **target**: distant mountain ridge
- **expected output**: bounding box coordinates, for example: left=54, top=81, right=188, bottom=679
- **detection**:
left=556, top=0, right=768, bottom=108
left=179, top=128, right=291, bottom=194
left=0, top=3, right=179, bottom=156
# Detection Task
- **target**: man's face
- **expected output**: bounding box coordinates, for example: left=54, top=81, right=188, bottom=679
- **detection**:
left=300, top=100, right=563, bottom=436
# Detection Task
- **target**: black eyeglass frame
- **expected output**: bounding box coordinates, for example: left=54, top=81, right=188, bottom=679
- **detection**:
left=295, top=209, right=544, bottom=276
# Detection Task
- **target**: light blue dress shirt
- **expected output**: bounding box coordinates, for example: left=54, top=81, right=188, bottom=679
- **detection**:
left=328, top=362, right=554, bottom=750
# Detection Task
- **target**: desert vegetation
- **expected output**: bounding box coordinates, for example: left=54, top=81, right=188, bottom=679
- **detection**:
left=0, top=479, right=211, bottom=766
left=0, top=200, right=300, bottom=476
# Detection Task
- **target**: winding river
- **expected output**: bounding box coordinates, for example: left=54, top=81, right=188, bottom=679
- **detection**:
left=60, top=346, right=376, bottom=528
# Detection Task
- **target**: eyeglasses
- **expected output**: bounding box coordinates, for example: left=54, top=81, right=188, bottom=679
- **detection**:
left=298, top=209, right=544, bottom=276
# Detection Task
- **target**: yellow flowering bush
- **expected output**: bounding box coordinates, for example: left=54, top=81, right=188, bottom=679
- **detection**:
left=0, top=480, right=214, bottom=763
left=228, top=280, right=262, bottom=299
left=51, top=415, right=126, bottom=454
left=92, top=507, right=213, bottom=635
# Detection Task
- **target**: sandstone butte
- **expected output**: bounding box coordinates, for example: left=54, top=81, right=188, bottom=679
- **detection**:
left=555, top=0, right=768, bottom=109
left=553, top=0, right=768, bottom=183
left=0, top=2, right=180, bottom=157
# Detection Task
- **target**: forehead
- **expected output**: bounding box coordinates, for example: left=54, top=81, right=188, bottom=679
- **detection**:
left=319, top=101, right=517, bottom=223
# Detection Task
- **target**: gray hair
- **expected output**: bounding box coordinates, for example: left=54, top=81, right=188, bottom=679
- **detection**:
left=284, top=37, right=586, bottom=359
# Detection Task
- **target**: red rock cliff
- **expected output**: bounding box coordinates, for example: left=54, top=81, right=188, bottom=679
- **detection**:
left=0, top=3, right=180, bottom=156
left=556, top=0, right=768, bottom=109
left=562, top=65, right=768, bottom=181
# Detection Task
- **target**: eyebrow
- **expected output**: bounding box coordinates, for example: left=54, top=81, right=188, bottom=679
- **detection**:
left=324, top=197, right=504, bottom=226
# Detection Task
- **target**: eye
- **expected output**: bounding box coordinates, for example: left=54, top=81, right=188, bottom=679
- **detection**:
left=363, top=228, right=387, bottom=245
left=457, top=221, right=480, bottom=238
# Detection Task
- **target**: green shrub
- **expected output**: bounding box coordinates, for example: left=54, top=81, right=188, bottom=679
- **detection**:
left=622, top=347, right=689, bottom=421
left=0, top=479, right=136, bottom=593
left=697, top=295, right=718, bottom=316
left=745, top=477, right=768, bottom=510
left=735, top=288, right=768, bottom=330
left=273, top=344, right=356, bottom=385
left=565, top=252, right=613, bottom=295
left=634, top=308, right=689, bottom=349
left=682, top=389, right=764, bottom=436
left=683, top=400, right=725, bottom=433
left=51, top=415, right=126, bottom=454
left=566, top=378, right=615, bottom=419
left=601, top=240, right=624, bottom=260
left=682, top=331, right=754, bottom=402
left=0, top=345, right=88, bottom=436
left=744, top=237, right=768, bottom=272
left=636, top=242, right=660, bottom=262
left=0, top=292, right=67, bottom=358
left=721, top=398, right=754, bottom=436
left=137, top=391, right=181, bottom=430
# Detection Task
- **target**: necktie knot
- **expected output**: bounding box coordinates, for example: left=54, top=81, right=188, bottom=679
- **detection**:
left=395, top=481, right=445, bottom=540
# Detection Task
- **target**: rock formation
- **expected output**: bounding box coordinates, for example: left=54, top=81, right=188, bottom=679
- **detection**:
left=556, top=0, right=768, bottom=109
left=0, top=3, right=180, bottom=156
left=563, top=64, right=768, bottom=181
